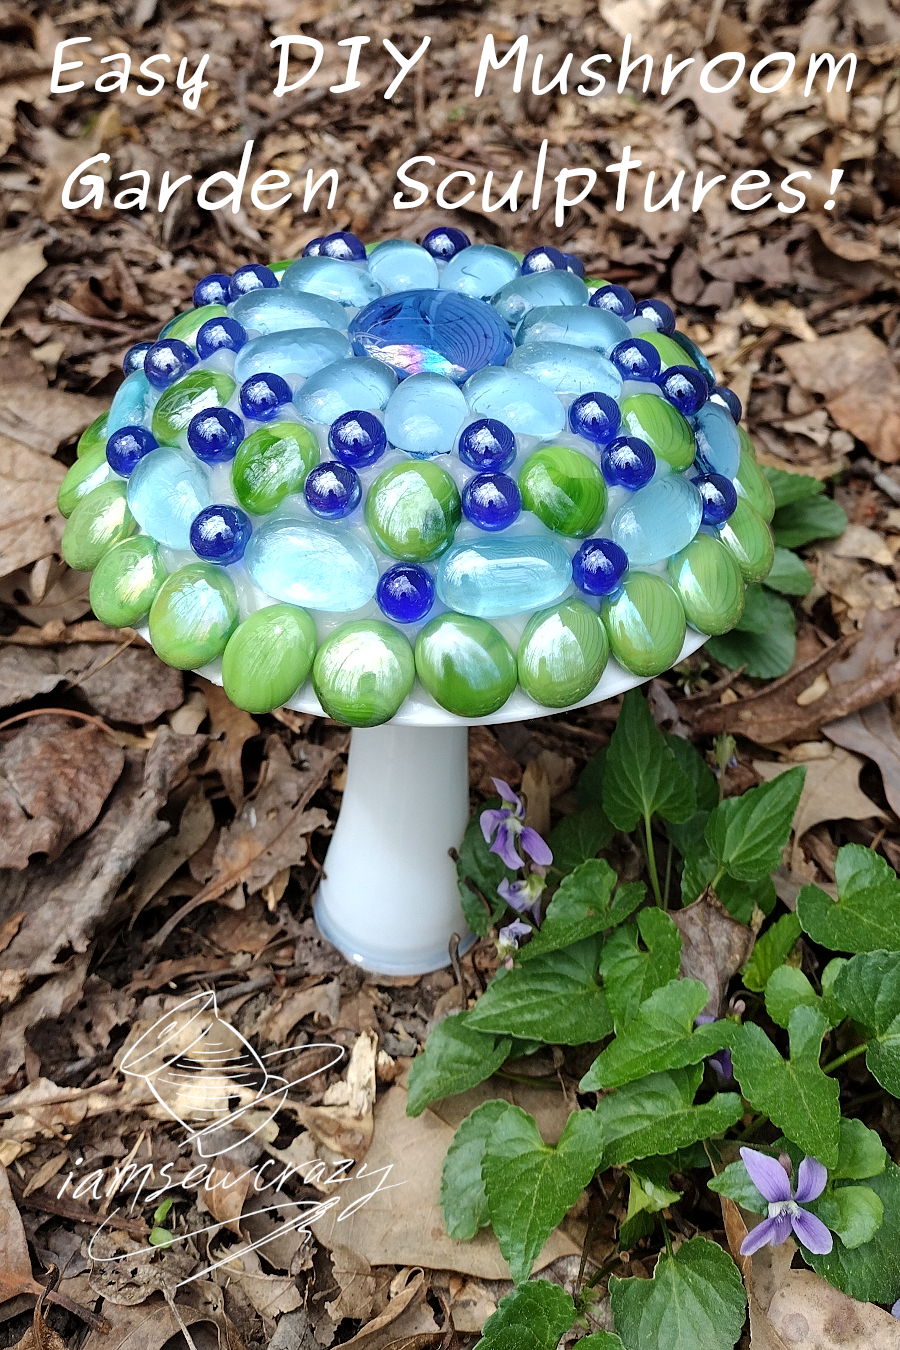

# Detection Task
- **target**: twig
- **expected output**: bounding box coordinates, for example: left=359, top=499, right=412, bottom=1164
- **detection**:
left=854, top=457, right=900, bottom=506
left=0, top=707, right=118, bottom=738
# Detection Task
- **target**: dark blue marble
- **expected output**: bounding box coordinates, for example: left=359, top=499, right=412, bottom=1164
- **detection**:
left=328, top=410, right=387, bottom=467
left=229, top=264, right=278, bottom=301
left=349, top=288, right=514, bottom=384
left=569, top=391, right=621, bottom=445
left=422, top=227, right=470, bottom=260
left=190, top=504, right=252, bottom=564
left=196, top=316, right=247, bottom=359
left=106, top=425, right=157, bottom=476
left=572, top=537, right=628, bottom=596
left=457, top=418, right=516, bottom=471
left=601, top=436, right=656, bottom=491
left=521, top=245, right=567, bottom=274
left=187, top=407, right=245, bottom=463
left=193, top=273, right=230, bottom=307
left=239, top=371, right=292, bottom=421
left=377, top=562, right=435, bottom=623
left=589, top=284, right=635, bottom=318
left=660, top=365, right=709, bottom=417
left=144, top=339, right=197, bottom=389
left=695, top=473, right=738, bottom=526
left=304, top=461, right=362, bottom=519
left=634, top=298, right=675, bottom=334
left=461, top=472, right=521, bottom=531
left=123, top=341, right=153, bottom=375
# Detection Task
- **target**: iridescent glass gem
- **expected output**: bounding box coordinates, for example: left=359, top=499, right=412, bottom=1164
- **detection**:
left=89, top=534, right=167, bottom=628
left=61, top=481, right=135, bottom=571
left=349, top=289, right=513, bottom=383
left=148, top=563, right=238, bottom=668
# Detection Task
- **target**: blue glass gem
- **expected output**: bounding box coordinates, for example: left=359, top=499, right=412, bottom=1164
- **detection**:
left=439, top=244, right=521, bottom=300
left=693, top=401, right=740, bottom=479
left=144, top=339, right=197, bottom=389
left=231, top=288, right=347, bottom=335
left=295, top=358, right=397, bottom=423
left=517, top=305, right=629, bottom=356
left=367, top=240, right=439, bottom=292
left=610, top=338, right=662, bottom=382
left=695, top=473, right=738, bottom=526
left=600, top=436, right=656, bottom=491
left=421, top=227, right=470, bottom=260
left=109, top=371, right=157, bottom=434
left=384, top=372, right=467, bottom=456
left=190, top=503, right=252, bottom=564
left=611, top=474, right=703, bottom=565
left=562, top=252, right=585, bottom=277
left=590, top=284, right=635, bottom=319
left=233, top=329, right=352, bottom=383
left=329, top=410, right=387, bottom=467
left=193, top=273, right=231, bottom=307
left=463, top=367, right=565, bottom=437
left=508, top=341, right=621, bottom=398
left=492, top=271, right=588, bottom=328
left=712, top=385, right=742, bottom=422
left=521, top=245, right=567, bottom=274
left=660, top=365, right=709, bottom=417
left=123, top=341, right=153, bottom=375
left=282, top=257, right=384, bottom=308
left=304, top=460, right=362, bottom=519
left=461, top=472, right=521, bottom=531
left=634, top=298, right=676, bottom=335
left=240, top=371, right=292, bottom=422
left=127, top=447, right=211, bottom=549
left=319, top=231, right=366, bottom=261
left=196, top=316, right=247, bottom=359
left=569, top=391, right=621, bottom=445
left=303, top=237, right=324, bottom=256
left=458, top=418, right=516, bottom=472
left=229, top=264, right=278, bottom=301
left=187, top=407, right=245, bottom=463
left=106, top=425, right=157, bottom=476
left=572, top=537, right=628, bottom=596
left=245, top=518, right=378, bottom=611
left=349, top=289, right=514, bottom=383
left=436, top=535, right=572, bottom=619
left=377, top=562, right=435, bottom=623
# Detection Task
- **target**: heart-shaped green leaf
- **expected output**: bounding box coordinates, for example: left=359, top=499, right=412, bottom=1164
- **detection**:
left=582, top=979, right=733, bottom=1089
left=798, top=845, right=900, bottom=953
left=406, top=1014, right=511, bottom=1117
left=593, top=1067, right=743, bottom=1169
left=610, top=1235, right=746, bottom=1350
left=467, top=937, right=612, bottom=1044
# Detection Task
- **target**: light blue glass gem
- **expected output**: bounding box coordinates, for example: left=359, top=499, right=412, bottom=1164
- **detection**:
left=244, top=518, right=379, bottom=610
left=463, top=367, right=565, bottom=437
left=281, top=257, right=384, bottom=308
left=437, top=535, right=572, bottom=618
left=491, top=271, right=589, bottom=327
left=692, top=402, right=740, bottom=478
left=384, top=373, right=468, bottom=456
left=231, top=288, right=347, bottom=335
left=294, top=358, right=398, bottom=423
left=611, top=474, right=703, bottom=565
left=516, top=305, right=631, bottom=355
left=439, top=244, right=521, bottom=299
left=367, top=239, right=440, bottom=291
left=127, top=447, right=211, bottom=549
left=508, top=342, right=623, bottom=398
left=233, top=328, right=352, bottom=383
left=108, top=371, right=158, bottom=434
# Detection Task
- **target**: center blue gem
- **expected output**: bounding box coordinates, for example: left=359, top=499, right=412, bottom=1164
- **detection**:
left=348, top=288, right=514, bottom=384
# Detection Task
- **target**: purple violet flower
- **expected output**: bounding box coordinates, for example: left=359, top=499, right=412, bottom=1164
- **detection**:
left=480, top=778, right=553, bottom=872
left=891, top=1298, right=900, bottom=1319
left=694, top=1013, right=734, bottom=1084
left=498, top=866, right=548, bottom=924
left=498, top=918, right=533, bottom=953
left=739, top=1148, right=833, bottom=1256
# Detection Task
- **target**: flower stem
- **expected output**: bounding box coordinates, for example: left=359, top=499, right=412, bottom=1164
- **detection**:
left=643, top=813, right=664, bottom=908
left=821, top=1041, right=869, bottom=1074
left=660, top=1216, right=675, bottom=1258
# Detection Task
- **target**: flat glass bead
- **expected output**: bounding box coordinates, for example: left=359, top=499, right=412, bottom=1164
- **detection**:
left=232, top=423, right=319, bottom=514
left=439, top=244, right=520, bottom=299
left=127, top=447, right=211, bottom=549
left=190, top=503, right=252, bottom=564
left=77, top=410, right=109, bottom=459
left=384, top=372, right=468, bottom=456
left=589, top=284, right=635, bottom=318
left=457, top=418, right=516, bottom=471
left=89, top=535, right=167, bottom=628
left=376, top=563, right=434, bottom=623
left=517, top=597, right=609, bottom=707
left=618, top=393, right=695, bottom=471
left=149, top=562, right=238, bottom=668
left=463, top=367, right=565, bottom=437
left=367, top=240, right=440, bottom=291
left=221, top=604, right=317, bottom=714
left=233, top=328, right=352, bottom=383
left=328, top=410, right=386, bottom=467
left=572, top=537, right=628, bottom=596
left=61, top=481, right=135, bottom=571
left=229, top=264, right=278, bottom=299
left=349, top=289, right=514, bottom=383
left=232, top=288, right=347, bottom=335
left=196, top=317, right=246, bottom=359
left=312, top=620, right=415, bottom=727
left=282, top=257, right=383, bottom=308
left=188, top=407, right=244, bottom=463
left=106, top=425, right=158, bottom=476
left=716, top=497, right=775, bottom=583
left=152, top=370, right=236, bottom=446
left=693, top=402, right=740, bottom=479
left=109, top=371, right=157, bottom=435
left=569, top=391, right=621, bottom=445
left=422, top=226, right=470, bottom=260
left=516, top=304, right=630, bottom=355
left=508, top=341, right=622, bottom=399
left=602, top=572, right=687, bottom=677
left=58, top=444, right=114, bottom=518
left=304, top=460, right=362, bottom=519
left=669, top=534, right=745, bottom=635
left=518, top=445, right=606, bottom=537
left=294, top=358, right=397, bottom=423
left=491, top=271, right=589, bottom=327
left=695, top=472, right=737, bottom=526
left=436, top=534, right=571, bottom=618
left=611, top=474, right=702, bottom=565
left=461, top=472, right=521, bottom=530
left=320, top=231, right=367, bottom=261
left=659, top=365, right=708, bottom=417
left=365, top=461, right=461, bottom=560
left=415, top=613, right=517, bottom=718
left=601, top=437, right=656, bottom=491
left=734, top=432, right=775, bottom=522
left=641, top=331, right=697, bottom=371
left=244, top=518, right=378, bottom=611
left=166, top=304, right=228, bottom=348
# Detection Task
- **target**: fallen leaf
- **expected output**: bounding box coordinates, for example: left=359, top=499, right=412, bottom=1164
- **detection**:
left=207, top=894, right=283, bottom=956
left=325, top=1245, right=382, bottom=1322
left=816, top=552, right=900, bottom=623
left=0, top=388, right=104, bottom=458
left=754, top=746, right=885, bottom=843
left=197, top=1162, right=253, bottom=1236
left=829, top=524, right=895, bottom=567
left=215, top=1246, right=303, bottom=1319
left=0, top=642, right=183, bottom=722
left=766, top=1270, right=900, bottom=1348
left=0, top=1163, right=42, bottom=1304
left=255, top=980, right=342, bottom=1041
left=671, top=891, right=755, bottom=1016
left=289, top=1030, right=378, bottom=1160
left=824, top=702, right=900, bottom=818
left=0, top=240, right=46, bottom=326
left=0, top=953, right=89, bottom=1085
left=201, top=679, right=259, bottom=808
left=468, top=726, right=522, bottom=795
left=338, top=1268, right=438, bottom=1350
left=779, top=328, right=900, bottom=464
left=12, top=1301, right=68, bottom=1350
left=129, top=788, right=215, bottom=920
left=77, top=1289, right=241, bottom=1350
left=0, top=434, right=64, bottom=580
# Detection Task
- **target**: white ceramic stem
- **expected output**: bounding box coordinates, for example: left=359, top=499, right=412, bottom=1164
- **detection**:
left=315, top=722, right=472, bottom=975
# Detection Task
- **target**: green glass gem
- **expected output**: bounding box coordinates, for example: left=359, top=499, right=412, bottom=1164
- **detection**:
left=365, top=461, right=461, bottom=561
left=148, top=563, right=238, bottom=669
left=641, top=332, right=696, bottom=371
left=717, top=497, right=775, bottom=584
left=61, top=481, right=135, bottom=571
left=602, top=572, right=687, bottom=678
left=222, top=604, right=317, bottom=714
left=517, top=597, right=609, bottom=708
left=165, top=304, right=228, bottom=347
left=618, top=394, right=694, bottom=471
left=89, top=535, right=167, bottom=627
left=269, top=259, right=292, bottom=276
left=77, top=409, right=109, bottom=459
left=668, top=534, right=745, bottom=636
left=313, top=620, right=415, bottom=727
left=58, top=443, right=114, bottom=518
left=151, top=369, right=236, bottom=446
left=415, top=613, right=517, bottom=718
left=232, top=423, right=319, bottom=515
left=518, top=445, right=606, bottom=537
left=735, top=430, right=775, bottom=522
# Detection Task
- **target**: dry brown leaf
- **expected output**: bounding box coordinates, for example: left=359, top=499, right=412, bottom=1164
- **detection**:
left=289, top=1030, right=378, bottom=1160
left=468, top=725, right=522, bottom=794
left=325, top=1245, right=382, bottom=1322
left=255, top=980, right=342, bottom=1041
left=215, top=1247, right=303, bottom=1320
left=338, top=1268, right=438, bottom=1350
left=754, top=747, right=885, bottom=842
left=778, top=328, right=900, bottom=464
left=0, top=388, right=104, bottom=458
left=197, top=1162, right=253, bottom=1236
left=77, top=1289, right=242, bottom=1350
left=829, top=524, right=895, bottom=567
left=766, top=1270, right=900, bottom=1348
left=0, top=240, right=46, bottom=327
left=0, top=642, right=183, bottom=722
left=207, top=895, right=283, bottom=955
left=0, top=953, right=89, bottom=1085
left=12, top=1302, right=68, bottom=1350
left=824, top=701, right=900, bottom=818
left=0, top=1163, right=42, bottom=1305
left=129, top=788, right=215, bottom=920
left=670, top=891, right=754, bottom=1016
left=0, top=434, right=64, bottom=580
left=201, top=679, right=259, bottom=808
